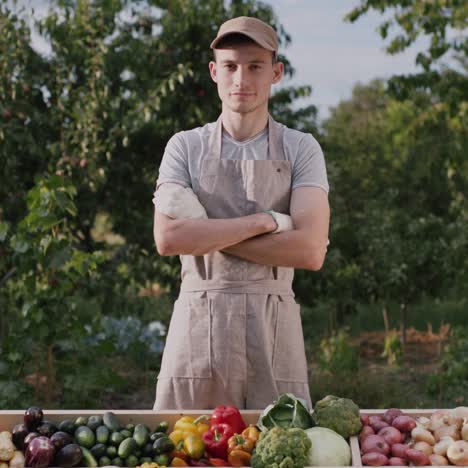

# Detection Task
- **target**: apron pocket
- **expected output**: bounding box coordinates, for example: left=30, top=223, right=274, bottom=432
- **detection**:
left=272, top=300, right=309, bottom=383
left=158, top=297, right=212, bottom=379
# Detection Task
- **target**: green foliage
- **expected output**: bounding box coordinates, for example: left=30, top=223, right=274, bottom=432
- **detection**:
left=427, top=326, right=468, bottom=404
left=345, top=1, right=467, bottom=70
left=318, top=328, right=359, bottom=375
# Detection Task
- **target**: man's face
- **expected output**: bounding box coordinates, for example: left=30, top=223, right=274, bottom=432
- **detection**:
left=209, top=43, right=283, bottom=115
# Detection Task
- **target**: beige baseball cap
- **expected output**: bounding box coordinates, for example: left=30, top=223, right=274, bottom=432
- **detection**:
left=210, top=16, right=278, bottom=52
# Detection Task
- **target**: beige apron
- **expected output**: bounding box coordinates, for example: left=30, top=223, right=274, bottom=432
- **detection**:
left=154, top=115, right=312, bottom=410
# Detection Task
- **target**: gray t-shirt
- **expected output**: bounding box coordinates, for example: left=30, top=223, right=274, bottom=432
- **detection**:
left=154, top=121, right=329, bottom=200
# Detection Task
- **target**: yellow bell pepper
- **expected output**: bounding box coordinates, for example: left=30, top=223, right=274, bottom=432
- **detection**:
left=173, top=415, right=210, bottom=436
left=169, top=416, right=208, bottom=461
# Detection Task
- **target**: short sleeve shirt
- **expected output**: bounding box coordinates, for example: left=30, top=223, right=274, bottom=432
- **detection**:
left=154, top=121, right=329, bottom=202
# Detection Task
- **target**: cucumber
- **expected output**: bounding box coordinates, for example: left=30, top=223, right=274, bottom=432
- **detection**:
left=125, top=423, right=135, bottom=433
left=125, top=455, right=138, bottom=467
left=90, top=443, right=107, bottom=459
left=133, top=424, right=150, bottom=447
left=111, top=457, right=123, bottom=467
left=142, top=443, right=154, bottom=457
left=149, top=432, right=166, bottom=442
left=110, top=431, right=124, bottom=446
left=154, top=454, right=169, bottom=466
left=87, top=415, right=103, bottom=431
left=58, top=419, right=76, bottom=435
left=75, top=426, right=96, bottom=449
left=75, top=416, right=88, bottom=427
left=153, top=421, right=169, bottom=434
left=118, top=437, right=138, bottom=459
left=95, top=425, right=109, bottom=445
left=106, top=446, right=117, bottom=458
left=152, top=436, right=175, bottom=455
left=103, top=412, right=120, bottom=432
left=120, top=429, right=132, bottom=439
left=80, top=446, right=98, bottom=467
left=98, top=456, right=111, bottom=467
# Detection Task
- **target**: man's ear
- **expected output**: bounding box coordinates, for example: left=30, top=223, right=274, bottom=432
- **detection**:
left=209, top=61, right=217, bottom=83
left=272, top=61, right=284, bottom=84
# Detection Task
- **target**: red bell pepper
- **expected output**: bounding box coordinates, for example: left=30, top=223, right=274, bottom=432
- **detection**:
left=202, top=423, right=235, bottom=460
left=210, top=405, right=246, bottom=435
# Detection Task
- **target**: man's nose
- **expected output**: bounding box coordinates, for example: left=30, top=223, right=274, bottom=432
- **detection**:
left=233, top=67, right=248, bottom=87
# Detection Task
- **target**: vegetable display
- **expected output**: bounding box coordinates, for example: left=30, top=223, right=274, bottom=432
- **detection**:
left=1, top=394, right=359, bottom=467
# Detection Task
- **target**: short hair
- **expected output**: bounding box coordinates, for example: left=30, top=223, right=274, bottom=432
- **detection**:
left=212, top=33, right=277, bottom=63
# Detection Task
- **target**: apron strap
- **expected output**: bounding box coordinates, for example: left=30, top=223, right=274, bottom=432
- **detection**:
left=180, top=278, right=294, bottom=296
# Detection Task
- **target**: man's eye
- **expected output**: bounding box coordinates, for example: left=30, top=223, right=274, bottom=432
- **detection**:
left=250, top=65, right=260, bottom=70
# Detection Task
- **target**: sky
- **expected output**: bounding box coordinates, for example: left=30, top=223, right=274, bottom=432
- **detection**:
left=268, top=0, right=429, bottom=121
left=17, top=0, right=431, bottom=122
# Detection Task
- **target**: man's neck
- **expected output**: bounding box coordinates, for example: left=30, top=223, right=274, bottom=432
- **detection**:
left=221, top=107, right=269, bottom=142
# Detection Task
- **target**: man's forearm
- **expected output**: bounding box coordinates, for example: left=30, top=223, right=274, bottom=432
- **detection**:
left=157, top=213, right=276, bottom=256
left=222, top=230, right=327, bottom=271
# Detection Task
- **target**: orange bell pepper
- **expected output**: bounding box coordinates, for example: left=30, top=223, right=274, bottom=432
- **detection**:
left=227, top=434, right=255, bottom=454
left=228, top=449, right=252, bottom=467
left=241, top=425, right=260, bottom=444
left=170, top=457, right=189, bottom=467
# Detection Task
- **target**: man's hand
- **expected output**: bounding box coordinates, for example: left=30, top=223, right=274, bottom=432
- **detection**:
left=153, top=183, right=208, bottom=219
left=265, top=210, right=295, bottom=233
left=223, top=187, right=330, bottom=270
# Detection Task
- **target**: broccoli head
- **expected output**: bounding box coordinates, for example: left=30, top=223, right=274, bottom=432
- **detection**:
left=312, top=394, right=362, bottom=439
left=251, top=426, right=311, bottom=468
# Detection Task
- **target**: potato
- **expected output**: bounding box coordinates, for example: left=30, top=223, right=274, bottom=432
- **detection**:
left=378, top=426, right=403, bottom=445
left=383, top=408, right=403, bottom=425
left=361, top=414, right=370, bottom=426
left=361, top=435, right=390, bottom=456
left=389, top=457, right=407, bottom=466
left=429, top=454, right=449, bottom=466
left=362, top=452, right=389, bottom=466
left=391, top=443, right=410, bottom=459
left=413, top=441, right=433, bottom=456
left=405, top=448, right=430, bottom=466
left=411, top=427, right=435, bottom=445
left=392, top=416, right=417, bottom=433
left=434, top=424, right=460, bottom=442
left=433, top=437, right=455, bottom=456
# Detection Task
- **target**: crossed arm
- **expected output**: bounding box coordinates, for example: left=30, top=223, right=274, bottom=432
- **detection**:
left=153, top=186, right=330, bottom=271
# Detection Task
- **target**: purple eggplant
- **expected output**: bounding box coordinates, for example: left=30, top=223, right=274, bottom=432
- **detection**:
left=12, top=423, right=29, bottom=450
left=24, top=406, right=44, bottom=430
left=50, top=431, right=73, bottom=451
left=36, top=421, right=58, bottom=438
left=25, top=436, right=56, bottom=468
left=24, top=431, right=40, bottom=448
left=54, top=444, right=82, bottom=468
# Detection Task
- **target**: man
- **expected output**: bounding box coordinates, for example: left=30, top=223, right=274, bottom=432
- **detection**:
left=152, top=16, right=330, bottom=410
